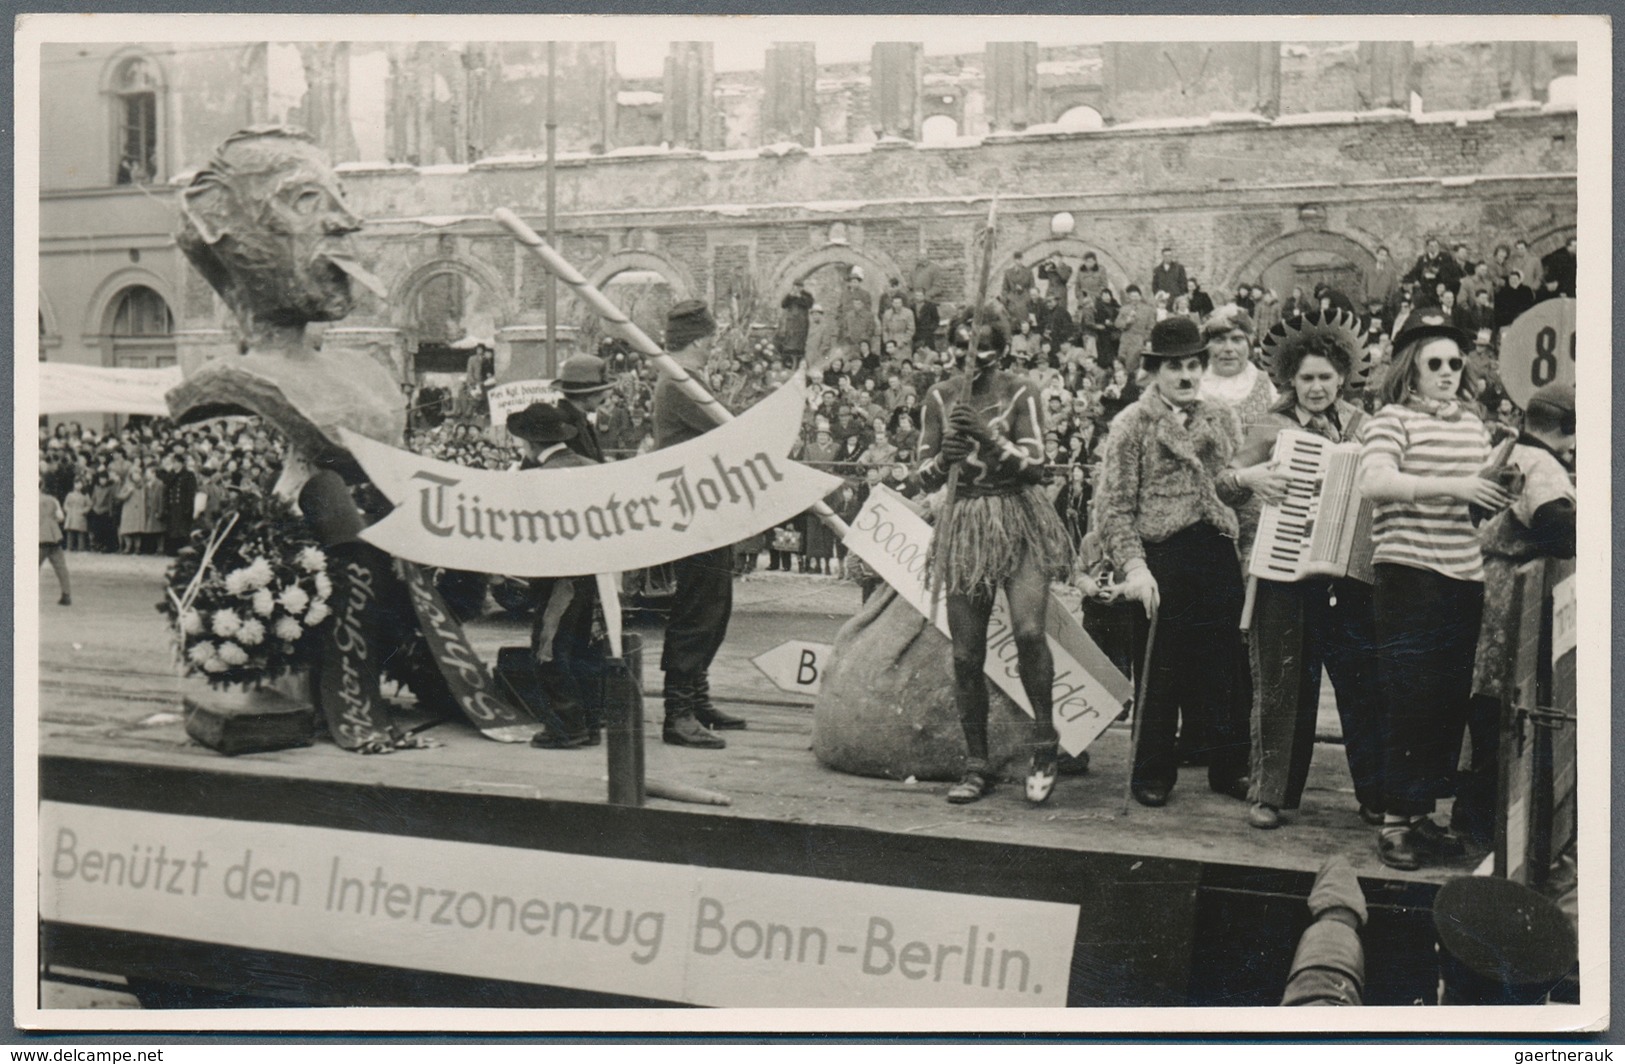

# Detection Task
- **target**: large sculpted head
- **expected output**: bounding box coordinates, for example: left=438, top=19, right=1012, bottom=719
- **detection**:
left=178, top=126, right=384, bottom=338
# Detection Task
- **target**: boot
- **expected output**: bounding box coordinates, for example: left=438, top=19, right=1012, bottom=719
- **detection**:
left=690, top=673, right=747, bottom=730
left=662, top=675, right=725, bottom=749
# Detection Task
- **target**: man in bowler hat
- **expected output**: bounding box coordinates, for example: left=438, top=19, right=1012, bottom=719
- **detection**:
left=1093, top=316, right=1271, bottom=807
left=652, top=300, right=748, bottom=747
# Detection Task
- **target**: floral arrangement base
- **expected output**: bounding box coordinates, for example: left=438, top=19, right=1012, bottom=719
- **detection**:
left=183, top=680, right=315, bottom=757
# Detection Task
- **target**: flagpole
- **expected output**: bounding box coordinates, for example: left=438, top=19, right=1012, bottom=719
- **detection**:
left=493, top=207, right=851, bottom=539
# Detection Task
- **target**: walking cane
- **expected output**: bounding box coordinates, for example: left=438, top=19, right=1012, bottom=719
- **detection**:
left=1121, top=600, right=1160, bottom=816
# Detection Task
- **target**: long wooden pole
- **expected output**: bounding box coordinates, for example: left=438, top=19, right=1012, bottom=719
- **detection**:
left=929, top=197, right=999, bottom=620
left=545, top=42, right=558, bottom=374
left=493, top=207, right=851, bottom=540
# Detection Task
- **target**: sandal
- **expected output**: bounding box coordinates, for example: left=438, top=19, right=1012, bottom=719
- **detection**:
left=1025, top=741, right=1059, bottom=805
left=946, top=769, right=993, bottom=804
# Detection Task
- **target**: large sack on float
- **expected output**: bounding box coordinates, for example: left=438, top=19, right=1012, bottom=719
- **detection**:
left=812, top=584, right=1032, bottom=781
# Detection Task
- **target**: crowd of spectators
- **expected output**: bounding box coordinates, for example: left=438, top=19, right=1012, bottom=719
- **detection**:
left=394, top=230, right=1571, bottom=579
left=38, top=417, right=286, bottom=556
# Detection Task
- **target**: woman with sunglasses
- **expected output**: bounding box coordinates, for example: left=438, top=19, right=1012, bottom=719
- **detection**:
left=1241, top=310, right=1382, bottom=831
left=1357, top=309, right=1512, bottom=870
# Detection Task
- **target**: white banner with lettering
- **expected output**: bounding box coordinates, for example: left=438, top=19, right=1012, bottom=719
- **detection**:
left=843, top=485, right=1133, bottom=756
left=39, top=361, right=185, bottom=417
left=42, top=802, right=1079, bottom=1008
left=343, top=377, right=840, bottom=578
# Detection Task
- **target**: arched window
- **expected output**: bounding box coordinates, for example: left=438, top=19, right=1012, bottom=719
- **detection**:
left=920, top=114, right=960, bottom=144
left=108, top=286, right=175, bottom=368
left=111, top=56, right=161, bottom=185
left=1055, top=105, right=1104, bottom=131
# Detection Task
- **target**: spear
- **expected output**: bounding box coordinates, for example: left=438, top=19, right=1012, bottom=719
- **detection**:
left=929, top=197, right=999, bottom=622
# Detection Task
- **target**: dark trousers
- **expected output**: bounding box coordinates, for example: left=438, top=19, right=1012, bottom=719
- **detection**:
left=1133, top=523, right=1250, bottom=792
left=1249, top=578, right=1382, bottom=810
left=529, top=575, right=601, bottom=736
left=661, top=544, right=734, bottom=681
left=1372, top=563, right=1484, bottom=817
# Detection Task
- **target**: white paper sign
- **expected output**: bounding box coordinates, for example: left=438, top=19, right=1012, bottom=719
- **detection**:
left=1551, top=572, right=1576, bottom=664
left=752, top=639, right=833, bottom=695
left=486, top=379, right=561, bottom=425
left=41, top=803, right=1079, bottom=1008
left=40, top=361, right=185, bottom=417
left=842, top=486, right=1132, bottom=756
left=344, top=376, right=841, bottom=578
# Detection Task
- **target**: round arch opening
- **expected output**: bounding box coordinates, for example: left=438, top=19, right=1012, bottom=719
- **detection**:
left=1231, top=231, right=1378, bottom=309
left=103, top=284, right=175, bottom=369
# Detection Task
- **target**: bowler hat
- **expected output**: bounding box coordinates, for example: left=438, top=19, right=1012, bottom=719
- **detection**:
left=506, top=402, right=578, bottom=444
left=1147, top=316, right=1207, bottom=359
left=555, top=353, right=614, bottom=396
left=1392, top=308, right=1471, bottom=354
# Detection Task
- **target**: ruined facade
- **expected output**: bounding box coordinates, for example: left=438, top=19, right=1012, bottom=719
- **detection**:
left=38, top=38, right=1579, bottom=385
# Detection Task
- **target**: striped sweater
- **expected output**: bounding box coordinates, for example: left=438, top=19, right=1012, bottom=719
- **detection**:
left=1358, top=403, right=1492, bottom=581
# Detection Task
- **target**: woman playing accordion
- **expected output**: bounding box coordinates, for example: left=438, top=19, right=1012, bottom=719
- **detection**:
left=1240, top=310, right=1384, bottom=831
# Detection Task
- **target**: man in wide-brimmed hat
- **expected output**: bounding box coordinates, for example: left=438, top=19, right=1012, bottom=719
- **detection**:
left=506, top=401, right=600, bottom=749
left=552, top=352, right=616, bottom=463
left=1093, top=315, right=1276, bottom=808
left=651, top=300, right=747, bottom=747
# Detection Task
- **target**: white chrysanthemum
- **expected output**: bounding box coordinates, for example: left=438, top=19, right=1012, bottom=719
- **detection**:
left=236, top=618, right=266, bottom=646
left=187, top=641, right=215, bottom=665
left=278, top=585, right=310, bottom=615
left=223, top=569, right=252, bottom=596
left=304, top=601, right=331, bottom=626
left=201, top=654, right=228, bottom=673
left=274, top=616, right=303, bottom=642
left=179, top=609, right=203, bottom=636
left=244, top=557, right=276, bottom=589
left=296, top=546, right=328, bottom=574
left=251, top=589, right=276, bottom=617
left=314, top=572, right=333, bottom=599
left=217, top=641, right=250, bottom=666
left=211, top=609, right=243, bottom=637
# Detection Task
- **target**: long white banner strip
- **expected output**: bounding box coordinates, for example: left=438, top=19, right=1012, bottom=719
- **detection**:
left=342, top=376, right=841, bottom=578
left=843, top=486, right=1132, bottom=756
left=41, top=802, right=1078, bottom=1008
left=39, top=361, right=185, bottom=417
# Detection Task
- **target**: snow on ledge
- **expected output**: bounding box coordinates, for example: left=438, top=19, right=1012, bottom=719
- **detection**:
left=616, top=90, right=662, bottom=107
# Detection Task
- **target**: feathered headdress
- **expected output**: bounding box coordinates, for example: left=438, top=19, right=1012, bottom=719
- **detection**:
left=1261, top=308, right=1370, bottom=389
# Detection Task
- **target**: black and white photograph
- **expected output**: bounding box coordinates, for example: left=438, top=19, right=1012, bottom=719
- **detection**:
left=16, top=12, right=1610, bottom=1035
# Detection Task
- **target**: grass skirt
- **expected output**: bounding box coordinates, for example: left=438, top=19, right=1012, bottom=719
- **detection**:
left=927, top=484, right=1074, bottom=596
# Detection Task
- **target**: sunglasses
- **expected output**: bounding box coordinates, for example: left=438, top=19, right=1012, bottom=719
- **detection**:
left=1425, top=357, right=1465, bottom=372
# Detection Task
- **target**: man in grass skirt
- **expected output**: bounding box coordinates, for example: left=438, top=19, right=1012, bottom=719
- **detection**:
left=915, top=309, right=1074, bottom=805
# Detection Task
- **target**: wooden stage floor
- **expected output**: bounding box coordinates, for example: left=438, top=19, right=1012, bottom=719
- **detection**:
left=33, top=557, right=1479, bottom=890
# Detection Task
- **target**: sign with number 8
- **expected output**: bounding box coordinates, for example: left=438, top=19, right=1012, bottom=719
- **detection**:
left=1501, top=297, right=1576, bottom=409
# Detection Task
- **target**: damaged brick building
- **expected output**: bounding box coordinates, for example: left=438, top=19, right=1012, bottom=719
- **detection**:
left=37, top=37, right=1577, bottom=386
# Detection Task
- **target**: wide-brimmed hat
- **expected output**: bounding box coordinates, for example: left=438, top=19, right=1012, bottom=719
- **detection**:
left=506, top=402, right=578, bottom=444
left=1392, top=308, right=1472, bottom=354
left=1261, top=308, right=1370, bottom=389
left=555, top=353, right=614, bottom=396
left=1147, top=316, right=1207, bottom=360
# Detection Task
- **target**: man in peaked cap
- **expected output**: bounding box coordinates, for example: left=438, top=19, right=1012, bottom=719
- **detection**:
left=652, top=299, right=747, bottom=748
left=507, top=401, right=600, bottom=749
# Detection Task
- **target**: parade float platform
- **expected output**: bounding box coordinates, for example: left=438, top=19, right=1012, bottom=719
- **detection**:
left=35, top=557, right=1477, bottom=1013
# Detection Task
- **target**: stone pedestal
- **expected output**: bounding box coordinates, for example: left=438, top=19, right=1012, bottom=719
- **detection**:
left=498, top=323, right=579, bottom=381
left=986, top=42, right=1040, bottom=132
left=870, top=42, right=923, bottom=140
left=763, top=42, right=818, bottom=146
